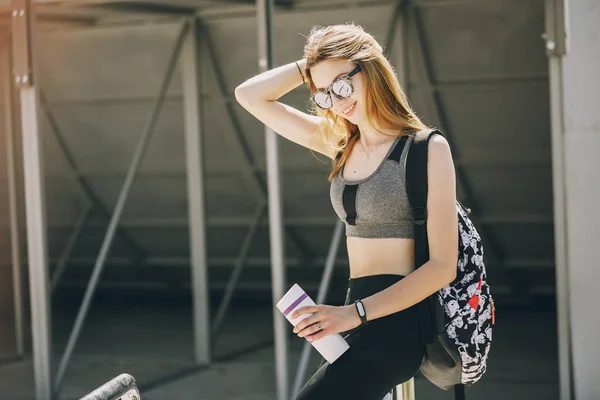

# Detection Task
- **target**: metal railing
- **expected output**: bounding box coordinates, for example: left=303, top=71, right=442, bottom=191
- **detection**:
left=80, top=374, right=140, bottom=400
left=392, top=379, right=416, bottom=400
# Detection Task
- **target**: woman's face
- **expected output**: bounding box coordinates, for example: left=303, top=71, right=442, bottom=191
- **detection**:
left=310, top=59, right=367, bottom=125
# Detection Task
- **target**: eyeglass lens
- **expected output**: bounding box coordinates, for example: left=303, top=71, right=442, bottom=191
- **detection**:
left=314, top=79, right=353, bottom=109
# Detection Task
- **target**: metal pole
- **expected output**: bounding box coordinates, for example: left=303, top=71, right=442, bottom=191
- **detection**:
left=384, top=1, right=402, bottom=59
left=212, top=204, right=267, bottom=339
left=202, top=28, right=311, bottom=266
left=2, top=37, right=25, bottom=358
left=549, top=53, right=573, bottom=400
left=292, top=220, right=344, bottom=397
left=394, top=378, right=415, bottom=400
left=51, top=205, right=91, bottom=292
left=396, top=5, right=416, bottom=398
left=398, top=0, right=411, bottom=94
left=181, top=17, right=211, bottom=365
left=256, top=0, right=288, bottom=399
left=12, top=0, right=54, bottom=396
left=545, top=1, right=572, bottom=398
left=53, top=21, right=190, bottom=391
left=21, top=85, right=54, bottom=395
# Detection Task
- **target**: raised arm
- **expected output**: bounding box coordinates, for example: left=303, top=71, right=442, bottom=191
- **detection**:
left=234, top=59, right=335, bottom=159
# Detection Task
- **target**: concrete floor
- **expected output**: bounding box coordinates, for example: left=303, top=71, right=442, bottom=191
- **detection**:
left=0, top=292, right=560, bottom=399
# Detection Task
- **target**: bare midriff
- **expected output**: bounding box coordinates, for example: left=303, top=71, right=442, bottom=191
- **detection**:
left=346, top=236, right=415, bottom=278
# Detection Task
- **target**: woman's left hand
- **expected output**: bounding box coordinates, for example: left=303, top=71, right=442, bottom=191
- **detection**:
left=291, top=304, right=361, bottom=342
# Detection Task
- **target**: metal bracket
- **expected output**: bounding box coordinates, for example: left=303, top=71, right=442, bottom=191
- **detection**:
left=11, top=0, right=33, bottom=87
left=544, top=0, right=569, bottom=57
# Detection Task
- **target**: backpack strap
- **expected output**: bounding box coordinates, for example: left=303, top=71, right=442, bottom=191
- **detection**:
left=405, top=128, right=446, bottom=343
left=406, top=129, right=466, bottom=400
left=405, top=128, right=444, bottom=269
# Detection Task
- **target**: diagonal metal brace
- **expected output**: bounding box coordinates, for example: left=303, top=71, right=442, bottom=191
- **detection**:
left=201, top=22, right=313, bottom=261
left=411, top=5, right=504, bottom=266
left=39, top=90, right=146, bottom=263
left=211, top=203, right=267, bottom=340
left=52, top=20, right=190, bottom=393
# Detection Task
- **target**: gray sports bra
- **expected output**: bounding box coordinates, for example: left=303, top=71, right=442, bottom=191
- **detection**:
left=330, top=133, right=415, bottom=239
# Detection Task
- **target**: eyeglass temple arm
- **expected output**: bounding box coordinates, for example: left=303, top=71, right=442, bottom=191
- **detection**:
left=347, top=65, right=361, bottom=78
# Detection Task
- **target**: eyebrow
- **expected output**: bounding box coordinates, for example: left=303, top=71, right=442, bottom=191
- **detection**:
left=315, top=71, right=352, bottom=91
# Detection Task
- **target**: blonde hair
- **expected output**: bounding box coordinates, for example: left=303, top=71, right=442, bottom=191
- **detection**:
left=302, top=23, right=429, bottom=181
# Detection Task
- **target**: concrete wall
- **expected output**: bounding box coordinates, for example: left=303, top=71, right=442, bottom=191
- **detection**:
left=562, top=0, right=600, bottom=398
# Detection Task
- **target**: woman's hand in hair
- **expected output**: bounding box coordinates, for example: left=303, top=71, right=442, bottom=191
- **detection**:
left=291, top=304, right=361, bottom=342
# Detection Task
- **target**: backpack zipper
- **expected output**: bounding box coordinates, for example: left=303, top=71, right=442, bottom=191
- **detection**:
left=457, top=198, right=471, bottom=216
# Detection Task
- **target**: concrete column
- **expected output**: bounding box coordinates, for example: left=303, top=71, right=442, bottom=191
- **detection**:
left=0, top=40, right=20, bottom=361
left=558, top=1, right=600, bottom=399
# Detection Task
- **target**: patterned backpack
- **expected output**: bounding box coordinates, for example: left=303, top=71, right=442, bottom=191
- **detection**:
left=405, top=129, right=495, bottom=399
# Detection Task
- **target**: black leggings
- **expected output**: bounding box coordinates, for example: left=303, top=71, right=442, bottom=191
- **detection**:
left=294, top=274, right=425, bottom=400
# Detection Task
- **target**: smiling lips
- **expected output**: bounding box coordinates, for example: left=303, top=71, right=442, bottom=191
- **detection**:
left=342, top=101, right=357, bottom=116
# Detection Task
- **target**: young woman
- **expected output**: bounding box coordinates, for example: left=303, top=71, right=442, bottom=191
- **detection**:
left=235, top=23, right=459, bottom=400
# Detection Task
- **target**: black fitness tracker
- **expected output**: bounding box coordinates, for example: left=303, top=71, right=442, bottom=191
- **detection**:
left=354, top=300, right=368, bottom=325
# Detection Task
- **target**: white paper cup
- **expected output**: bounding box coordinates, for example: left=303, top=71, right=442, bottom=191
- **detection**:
left=276, top=284, right=350, bottom=364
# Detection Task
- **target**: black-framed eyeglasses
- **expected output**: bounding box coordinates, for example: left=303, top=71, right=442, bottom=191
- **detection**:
left=311, top=65, right=362, bottom=110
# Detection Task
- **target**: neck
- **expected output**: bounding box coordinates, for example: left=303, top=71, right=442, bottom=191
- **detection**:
left=357, top=120, right=398, bottom=146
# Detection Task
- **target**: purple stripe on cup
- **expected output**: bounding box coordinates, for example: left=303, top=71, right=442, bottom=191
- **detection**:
left=283, top=293, right=308, bottom=317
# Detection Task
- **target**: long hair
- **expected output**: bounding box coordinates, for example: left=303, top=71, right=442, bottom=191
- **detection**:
left=303, top=23, right=429, bottom=181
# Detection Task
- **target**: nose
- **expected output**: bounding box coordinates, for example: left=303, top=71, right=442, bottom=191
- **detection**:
left=331, top=94, right=349, bottom=112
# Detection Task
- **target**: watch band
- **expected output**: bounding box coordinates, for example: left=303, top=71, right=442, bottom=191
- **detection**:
left=354, top=300, right=368, bottom=325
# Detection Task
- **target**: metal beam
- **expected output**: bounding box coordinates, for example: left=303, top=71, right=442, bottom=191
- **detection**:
left=396, top=0, right=411, bottom=92
left=20, top=83, right=54, bottom=400
left=201, top=25, right=265, bottom=201
left=256, top=0, right=288, bottom=399
left=546, top=0, right=572, bottom=397
left=50, top=205, right=91, bottom=292
left=408, top=74, right=549, bottom=90
left=53, top=20, right=190, bottom=392
left=38, top=72, right=548, bottom=108
left=35, top=151, right=552, bottom=179
left=198, top=0, right=395, bottom=20
left=292, top=220, right=344, bottom=397
left=410, top=0, right=530, bottom=7
left=37, top=212, right=554, bottom=230
left=55, top=279, right=552, bottom=300
left=38, top=255, right=556, bottom=273
left=411, top=6, right=505, bottom=267
left=81, top=2, right=196, bottom=16
left=390, top=6, right=417, bottom=397
left=36, top=146, right=552, bottom=178
left=286, top=227, right=315, bottom=266
left=1, top=34, right=25, bottom=358
left=39, top=90, right=146, bottom=263
left=181, top=16, right=211, bottom=365
left=201, top=22, right=313, bottom=263
left=12, top=0, right=53, bottom=397
left=211, top=204, right=266, bottom=339
left=383, top=0, right=403, bottom=58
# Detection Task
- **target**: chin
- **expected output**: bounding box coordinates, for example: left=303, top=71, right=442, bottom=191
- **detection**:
left=347, top=113, right=365, bottom=126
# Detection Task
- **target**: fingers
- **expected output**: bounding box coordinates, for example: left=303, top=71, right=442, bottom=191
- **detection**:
left=293, top=314, right=320, bottom=333
left=291, top=306, right=320, bottom=320
left=306, top=329, right=327, bottom=342
left=290, top=305, right=330, bottom=341
left=297, top=321, right=325, bottom=339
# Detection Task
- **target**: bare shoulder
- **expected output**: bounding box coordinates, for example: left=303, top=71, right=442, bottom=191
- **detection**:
left=428, top=134, right=453, bottom=165
left=427, top=133, right=456, bottom=185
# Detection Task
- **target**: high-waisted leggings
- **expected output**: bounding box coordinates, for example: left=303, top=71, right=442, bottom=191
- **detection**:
left=294, top=274, right=425, bottom=400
